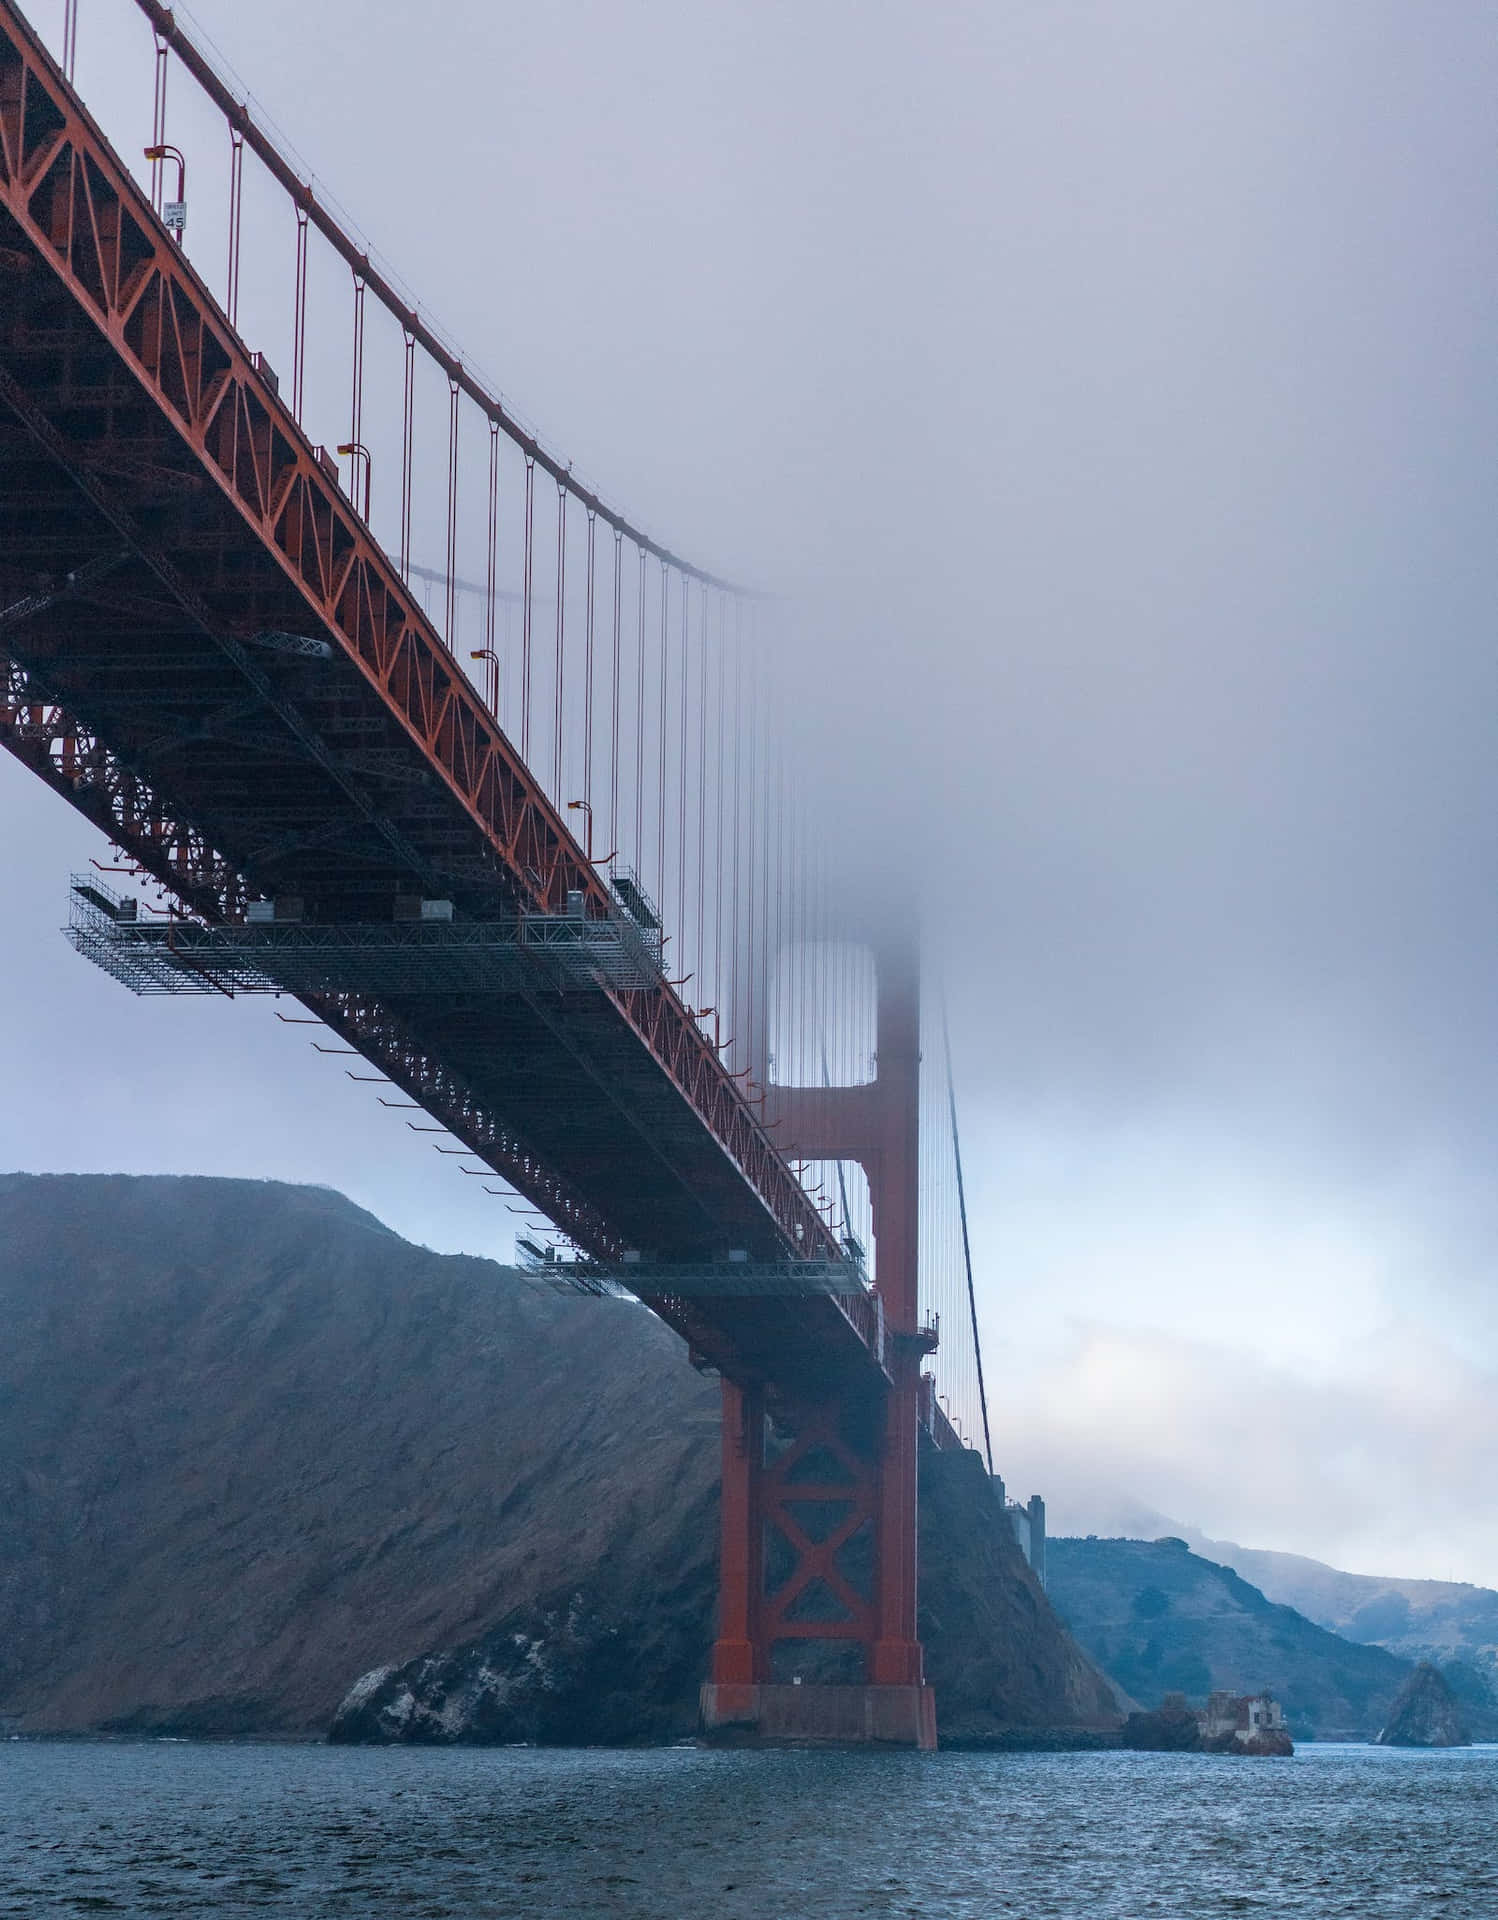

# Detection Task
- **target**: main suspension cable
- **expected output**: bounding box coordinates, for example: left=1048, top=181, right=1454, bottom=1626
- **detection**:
left=941, top=977, right=993, bottom=1473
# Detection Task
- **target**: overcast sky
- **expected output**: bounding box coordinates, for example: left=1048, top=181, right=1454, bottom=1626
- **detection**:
left=5, top=0, right=1495, bottom=1586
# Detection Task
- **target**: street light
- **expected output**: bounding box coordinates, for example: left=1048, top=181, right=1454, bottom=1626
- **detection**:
left=143, top=144, right=186, bottom=243
left=469, top=647, right=499, bottom=716
left=565, top=798, right=615, bottom=865
left=565, top=798, right=593, bottom=859
left=336, top=442, right=371, bottom=520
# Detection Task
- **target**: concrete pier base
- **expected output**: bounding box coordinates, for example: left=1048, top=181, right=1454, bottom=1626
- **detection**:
left=700, top=1682, right=938, bottom=1750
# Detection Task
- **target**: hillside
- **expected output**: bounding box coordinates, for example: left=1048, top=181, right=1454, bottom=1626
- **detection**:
left=1063, top=1497, right=1498, bottom=1693
left=1047, top=1536, right=1411, bottom=1740
left=1186, top=1532, right=1498, bottom=1685
left=0, top=1172, right=1118, bottom=1742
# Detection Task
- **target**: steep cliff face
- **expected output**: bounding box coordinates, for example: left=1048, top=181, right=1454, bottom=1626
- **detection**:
left=915, top=1448, right=1121, bottom=1742
left=0, top=1173, right=1117, bottom=1743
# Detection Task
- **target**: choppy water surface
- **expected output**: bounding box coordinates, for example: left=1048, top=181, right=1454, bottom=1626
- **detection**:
left=0, top=1740, right=1493, bottom=1918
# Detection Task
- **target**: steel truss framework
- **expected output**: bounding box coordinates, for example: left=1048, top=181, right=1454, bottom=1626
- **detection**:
left=2, top=651, right=621, bottom=1249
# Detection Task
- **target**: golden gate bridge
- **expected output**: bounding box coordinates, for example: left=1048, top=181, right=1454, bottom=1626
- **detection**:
left=0, top=0, right=997, bottom=1748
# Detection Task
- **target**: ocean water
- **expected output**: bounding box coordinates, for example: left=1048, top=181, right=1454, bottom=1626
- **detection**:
left=0, top=1740, right=1492, bottom=1918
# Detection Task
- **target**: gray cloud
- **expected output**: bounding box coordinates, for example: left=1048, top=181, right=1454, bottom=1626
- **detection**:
left=999, top=1319, right=1498, bottom=1588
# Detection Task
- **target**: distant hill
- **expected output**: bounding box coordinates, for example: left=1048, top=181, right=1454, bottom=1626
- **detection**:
left=0, top=1172, right=1117, bottom=1742
left=1057, top=1495, right=1498, bottom=1694
left=1183, top=1532, right=1498, bottom=1688
left=1047, top=1536, right=1412, bottom=1740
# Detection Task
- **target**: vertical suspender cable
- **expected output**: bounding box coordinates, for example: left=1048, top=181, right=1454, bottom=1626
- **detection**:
left=150, top=31, right=167, bottom=211
left=445, top=378, right=460, bottom=644
left=765, top=689, right=777, bottom=1072
left=744, top=612, right=759, bottom=1079
left=521, top=456, right=535, bottom=760
left=714, top=592, right=727, bottom=1028
left=399, top=330, right=415, bottom=582
left=634, top=549, right=646, bottom=874
left=347, top=273, right=365, bottom=506
left=822, top=1045, right=853, bottom=1248
left=793, top=766, right=805, bottom=1095
left=677, top=576, right=689, bottom=967
left=809, top=771, right=819, bottom=1095
left=553, top=483, right=567, bottom=796
left=610, top=529, right=623, bottom=854
left=801, top=770, right=812, bottom=1102
left=485, top=420, right=500, bottom=712
left=584, top=510, right=596, bottom=809
left=790, top=728, right=801, bottom=1086
left=63, top=0, right=78, bottom=81
left=729, top=597, right=743, bottom=1072
left=941, top=978, right=993, bottom=1473
left=774, top=718, right=785, bottom=1080
left=349, top=279, right=365, bottom=450
left=292, top=204, right=309, bottom=423
left=657, top=561, right=669, bottom=914
left=696, top=582, right=708, bottom=1002
left=226, top=127, right=244, bottom=328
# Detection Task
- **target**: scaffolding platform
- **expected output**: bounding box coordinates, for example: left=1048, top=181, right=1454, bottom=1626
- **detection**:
left=517, top=1241, right=875, bottom=1300
left=65, top=874, right=666, bottom=998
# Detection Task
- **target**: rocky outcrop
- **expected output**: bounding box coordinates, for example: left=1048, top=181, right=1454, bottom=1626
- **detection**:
left=1121, top=1693, right=1201, bottom=1751
left=1120, top=1689, right=1293, bottom=1755
left=330, top=1592, right=700, bottom=1746
left=0, top=1172, right=1119, bottom=1745
left=1377, top=1662, right=1470, bottom=1747
left=1221, top=1728, right=1294, bottom=1756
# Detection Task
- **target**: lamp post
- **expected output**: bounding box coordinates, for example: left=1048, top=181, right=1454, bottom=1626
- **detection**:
left=469, top=647, right=499, bottom=716
left=143, top=144, right=186, bottom=243
left=564, top=798, right=595, bottom=860
left=336, top=442, right=371, bottom=520
left=564, top=799, right=617, bottom=867
left=565, top=797, right=594, bottom=860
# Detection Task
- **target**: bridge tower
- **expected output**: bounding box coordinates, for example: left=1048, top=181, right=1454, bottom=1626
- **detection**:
left=700, top=919, right=937, bottom=1748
